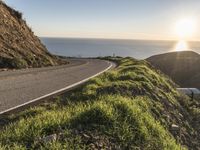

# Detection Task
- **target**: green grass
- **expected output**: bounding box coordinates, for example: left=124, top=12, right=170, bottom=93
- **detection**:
left=0, top=57, right=199, bottom=149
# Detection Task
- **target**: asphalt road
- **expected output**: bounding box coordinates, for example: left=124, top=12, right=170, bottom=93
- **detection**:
left=0, top=59, right=113, bottom=114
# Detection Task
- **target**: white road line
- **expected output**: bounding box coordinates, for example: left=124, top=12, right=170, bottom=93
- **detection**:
left=0, top=61, right=113, bottom=115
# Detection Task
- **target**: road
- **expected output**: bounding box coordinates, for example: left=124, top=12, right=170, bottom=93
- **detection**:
left=0, top=59, right=113, bottom=114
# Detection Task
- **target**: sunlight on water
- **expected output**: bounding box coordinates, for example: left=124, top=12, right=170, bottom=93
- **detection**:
left=174, top=40, right=190, bottom=51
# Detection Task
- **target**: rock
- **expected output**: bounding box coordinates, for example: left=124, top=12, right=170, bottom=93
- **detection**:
left=93, top=136, right=100, bottom=140
left=58, top=132, right=65, bottom=140
left=82, top=133, right=90, bottom=139
left=0, top=68, right=8, bottom=71
left=40, top=134, right=57, bottom=143
left=171, top=124, right=180, bottom=131
left=179, top=113, right=183, bottom=118
left=98, top=142, right=103, bottom=148
left=88, top=143, right=96, bottom=149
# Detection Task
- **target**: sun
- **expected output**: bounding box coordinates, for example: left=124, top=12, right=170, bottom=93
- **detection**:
left=175, top=18, right=196, bottom=39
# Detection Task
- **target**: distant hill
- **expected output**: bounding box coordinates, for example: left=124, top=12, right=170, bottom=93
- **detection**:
left=147, top=51, right=200, bottom=89
left=0, top=1, right=63, bottom=69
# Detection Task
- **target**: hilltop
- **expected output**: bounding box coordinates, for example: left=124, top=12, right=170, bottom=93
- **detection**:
left=147, top=51, right=200, bottom=89
left=0, top=1, right=63, bottom=69
left=0, top=57, right=199, bottom=149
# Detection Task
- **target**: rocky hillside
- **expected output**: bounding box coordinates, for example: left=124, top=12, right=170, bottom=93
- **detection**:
left=0, top=1, right=62, bottom=69
left=147, top=51, right=200, bottom=89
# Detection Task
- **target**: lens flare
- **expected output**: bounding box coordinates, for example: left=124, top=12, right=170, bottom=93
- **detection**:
left=174, top=40, right=189, bottom=51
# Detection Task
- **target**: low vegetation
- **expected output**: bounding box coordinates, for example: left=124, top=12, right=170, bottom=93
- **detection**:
left=0, top=57, right=199, bottom=149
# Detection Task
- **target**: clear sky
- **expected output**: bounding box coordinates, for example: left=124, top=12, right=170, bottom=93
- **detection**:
left=4, top=0, right=200, bottom=40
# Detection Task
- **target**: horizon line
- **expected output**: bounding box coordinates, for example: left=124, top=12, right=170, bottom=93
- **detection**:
left=39, top=36, right=200, bottom=42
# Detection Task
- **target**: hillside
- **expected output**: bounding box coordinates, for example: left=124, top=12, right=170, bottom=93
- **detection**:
left=0, top=1, right=62, bottom=69
left=0, top=57, right=199, bottom=149
left=147, top=51, right=200, bottom=89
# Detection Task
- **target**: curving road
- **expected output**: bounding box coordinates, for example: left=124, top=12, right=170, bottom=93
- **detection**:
left=0, top=59, right=113, bottom=115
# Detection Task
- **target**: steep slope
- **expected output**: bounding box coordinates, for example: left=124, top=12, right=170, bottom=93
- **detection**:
left=0, top=1, right=62, bottom=69
left=147, top=51, right=200, bottom=89
left=0, top=58, right=199, bottom=149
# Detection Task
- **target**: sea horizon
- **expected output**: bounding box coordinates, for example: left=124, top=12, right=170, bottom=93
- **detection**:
left=41, top=37, right=200, bottom=59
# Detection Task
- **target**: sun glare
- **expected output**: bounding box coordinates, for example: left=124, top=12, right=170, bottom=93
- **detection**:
left=174, top=40, right=189, bottom=51
left=175, top=18, right=196, bottom=39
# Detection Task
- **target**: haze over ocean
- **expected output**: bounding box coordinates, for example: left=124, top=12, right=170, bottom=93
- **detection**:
left=41, top=38, right=200, bottom=59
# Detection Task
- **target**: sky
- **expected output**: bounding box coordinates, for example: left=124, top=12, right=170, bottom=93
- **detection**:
left=4, top=0, right=200, bottom=40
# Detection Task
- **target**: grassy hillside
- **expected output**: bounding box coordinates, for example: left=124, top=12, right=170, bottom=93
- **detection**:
left=0, top=57, right=199, bottom=149
left=147, top=51, right=200, bottom=89
left=0, top=1, right=64, bottom=69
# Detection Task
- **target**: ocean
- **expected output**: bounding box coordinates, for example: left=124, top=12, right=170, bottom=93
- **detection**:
left=41, top=38, right=200, bottom=59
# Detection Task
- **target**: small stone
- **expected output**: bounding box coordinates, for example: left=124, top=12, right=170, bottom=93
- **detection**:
left=98, top=142, right=103, bottom=148
left=40, top=134, right=57, bottom=143
left=2, top=68, right=8, bottom=71
left=58, top=132, right=65, bottom=140
left=82, top=133, right=90, bottom=139
left=179, top=113, right=183, bottom=118
left=171, top=124, right=179, bottom=131
left=93, top=136, right=100, bottom=140
left=89, top=143, right=96, bottom=149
